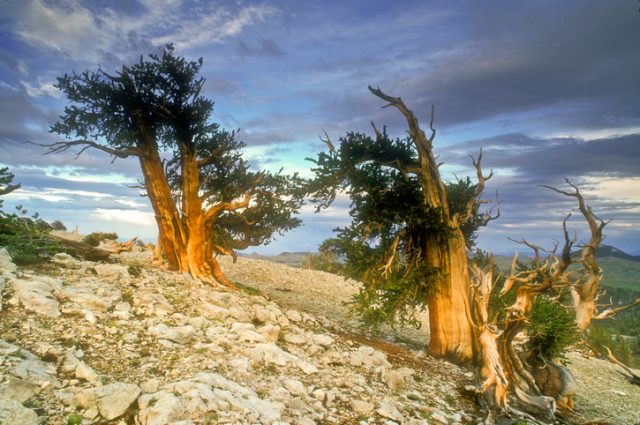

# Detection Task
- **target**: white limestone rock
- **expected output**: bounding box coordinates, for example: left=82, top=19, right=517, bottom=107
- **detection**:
left=381, top=367, right=414, bottom=391
left=51, top=252, right=82, bottom=269
left=257, top=324, right=280, bottom=343
left=286, top=309, right=302, bottom=322
left=284, top=379, right=306, bottom=396
left=94, top=263, right=130, bottom=279
left=9, top=353, right=61, bottom=388
left=376, top=397, right=404, bottom=422
left=312, top=334, right=334, bottom=348
left=351, top=399, right=375, bottom=416
left=283, top=332, right=306, bottom=345
left=253, top=305, right=277, bottom=324
left=11, top=277, right=61, bottom=317
left=0, top=377, right=39, bottom=403
left=133, top=290, right=175, bottom=316
left=137, top=391, right=187, bottom=425
left=349, top=345, right=389, bottom=369
left=61, top=277, right=121, bottom=313
left=74, top=382, right=141, bottom=420
left=0, top=399, right=38, bottom=425
left=148, top=323, right=194, bottom=344
left=0, top=247, right=17, bottom=273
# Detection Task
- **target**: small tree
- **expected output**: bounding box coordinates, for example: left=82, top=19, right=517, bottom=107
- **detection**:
left=0, top=167, right=20, bottom=209
left=34, top=46, right=304, bottom=286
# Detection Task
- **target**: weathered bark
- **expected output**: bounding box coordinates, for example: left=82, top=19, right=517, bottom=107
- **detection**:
left=181, top=146, right=212, bottom=281
left=543, top=180, right=608, bottom=332
left=51, top=234, right=138, bottom=261
left=138, top=145, right=188, bottom=272
left=369, top=86, right=489, bottom=363
left=427, top=230, right=476, bottom=362
left=470, top=259, right=557, bottom=422
left=468, top=181, right=614, bottom=421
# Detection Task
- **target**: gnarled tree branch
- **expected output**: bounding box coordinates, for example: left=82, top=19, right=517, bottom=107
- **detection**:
left=26, top=140, right=141, bottom=160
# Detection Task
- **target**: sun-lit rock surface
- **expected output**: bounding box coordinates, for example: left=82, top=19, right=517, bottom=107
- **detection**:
left=0, top=248, right=638, bottom=424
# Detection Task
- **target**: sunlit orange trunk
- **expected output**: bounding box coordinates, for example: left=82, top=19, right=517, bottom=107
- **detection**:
left=179, top=145, right=235, bottom=287
left=425, top=229, right=476, bottom=363
left=418, top=152, right=476, bottom=363
left=138, top=145, right=188, bottom=272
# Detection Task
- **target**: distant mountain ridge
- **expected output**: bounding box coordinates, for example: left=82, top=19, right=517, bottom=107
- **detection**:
left=244, top=245, right=640, bottom=293
left=596, top=245, right=640, bottom=262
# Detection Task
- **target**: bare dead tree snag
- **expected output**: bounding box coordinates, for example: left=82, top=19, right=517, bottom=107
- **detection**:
left=467, top=180, right=629, bottom=420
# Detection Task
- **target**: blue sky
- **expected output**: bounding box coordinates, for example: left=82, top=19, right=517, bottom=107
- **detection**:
left=1, top=0, right=639, bottom=255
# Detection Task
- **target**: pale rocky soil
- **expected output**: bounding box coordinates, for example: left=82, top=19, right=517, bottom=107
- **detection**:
left=0, top=247, right=638, bottom=425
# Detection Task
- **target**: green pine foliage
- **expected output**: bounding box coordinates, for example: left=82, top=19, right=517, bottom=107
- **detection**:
left=52, top=45, right=304, bottom=256
left=0, top=171, right=64, bottom=264
left=307, top=129, right=484, bottom=331
left=302, top=239, right=344, bottom=274
left=83, top=232, right=118, bottom=247
left=526, top=297, right=580, bottom=361
left=0, top=167, right=21, bottom=209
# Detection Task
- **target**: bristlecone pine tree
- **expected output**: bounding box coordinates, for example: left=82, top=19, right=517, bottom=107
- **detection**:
left=309, top=87, right=639, bottom=422
left=33, top=46, right=304, bottom=287
left=308, top=86, right=499, bottom=363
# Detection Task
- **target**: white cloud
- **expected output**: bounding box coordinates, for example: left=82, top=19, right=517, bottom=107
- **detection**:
left=152, top=4, right=274, bottom=50
left=21, top=80, right=61, bottom=98
left=13, top=0, right=97, bottom=55
left=546, top=126, right=640, bottom=142
left=93, top=208, right=155, bottom=226
left=40, top=166, right=135, bottom=185
left=4, top=188, right=70, bottom=203
left=582, top=176, right=640, bottom=201
left=2, top=187, right=114, bottom=203
left=5, top=0, right=276, bottom=65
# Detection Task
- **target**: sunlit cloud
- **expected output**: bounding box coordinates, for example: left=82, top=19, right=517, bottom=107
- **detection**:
left=4, top=188, right=70, bottom=203
left=582, top=176, right=640, bottom=201
left=21, top=80, right=61, bottom=98
left=41, top=166, right=135, bottom=185
left=92, top=208, right=155, bottom=226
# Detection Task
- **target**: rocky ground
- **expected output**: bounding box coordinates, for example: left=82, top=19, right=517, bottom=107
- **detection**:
left=0, top=247, right=638, bottom=424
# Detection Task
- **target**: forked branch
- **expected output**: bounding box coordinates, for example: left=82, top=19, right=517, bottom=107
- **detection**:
left=368, top=85, right=431, bottom=155
left=319, top=129, right=336, bottom=154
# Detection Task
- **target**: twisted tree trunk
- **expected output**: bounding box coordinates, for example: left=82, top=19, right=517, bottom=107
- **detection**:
left=369, top=86, right=493, bottom=363
left=426, top=229, right=476, bottom=362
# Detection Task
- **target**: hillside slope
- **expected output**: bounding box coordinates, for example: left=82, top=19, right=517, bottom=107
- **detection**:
left=0, top=249, right=638, bottom=424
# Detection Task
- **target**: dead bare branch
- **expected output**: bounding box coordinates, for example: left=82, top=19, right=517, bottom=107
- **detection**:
left=593, top=298, right=640, bottom=321
left=319, top=129, right=336, bottom=153
left=26, top=140, right=141, bottom=159
left=603, top=346, right=640, bottom=385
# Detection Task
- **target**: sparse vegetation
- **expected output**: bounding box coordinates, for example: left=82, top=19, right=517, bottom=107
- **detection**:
left=526, top=297, right=580, bottom=361
left=0, top=169, right=65, bottom=264
left=67, top=413, right=82, bottom=425
left=83, top=231, right=118, bottom=247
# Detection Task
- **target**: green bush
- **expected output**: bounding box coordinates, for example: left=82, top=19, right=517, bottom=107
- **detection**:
left=302, top=238, right=344, bottom=274
left=0, top=205, right=64, bottom=265
left=83, top=232, right=118, bottom=247
left=587, top=323, right=638, bottom=367
left=50, top=220, right=67, bottom=231
left=67, top=413, right=82, bottom=425
left=526, top=297, right=580, bottom=361
left=0, top=169, right=65, bottom=265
